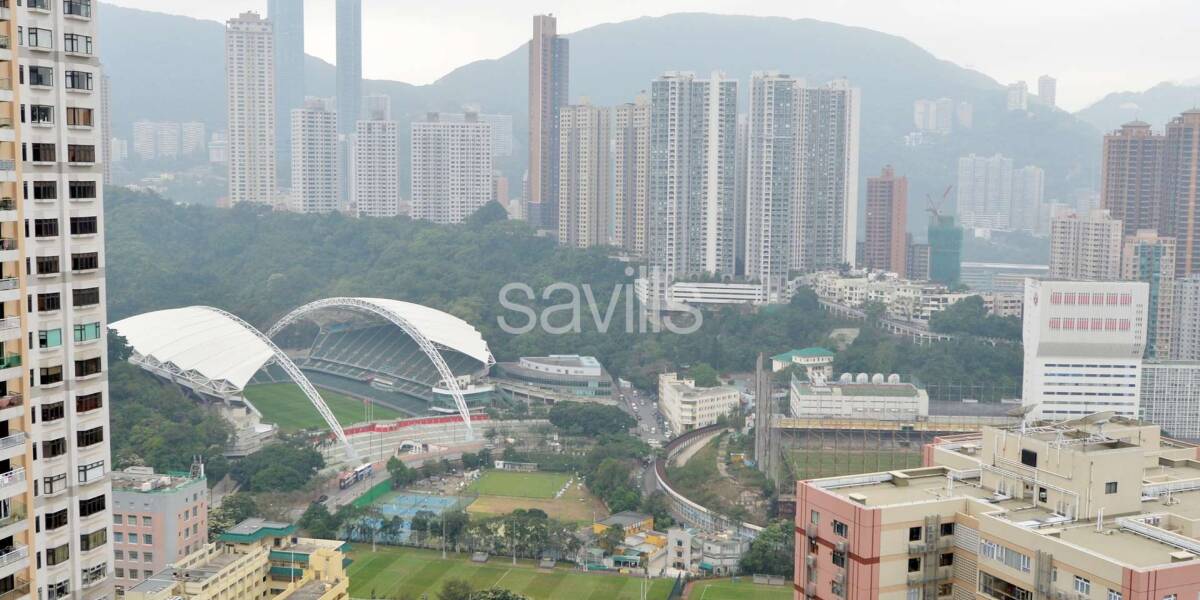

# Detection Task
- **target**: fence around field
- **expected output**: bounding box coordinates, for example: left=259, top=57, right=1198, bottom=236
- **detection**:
left=351, top=480, right=392, bottom=507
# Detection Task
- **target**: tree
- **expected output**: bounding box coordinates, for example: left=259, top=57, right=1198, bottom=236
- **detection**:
left=229, top=438, right=324, bottom=492
left=598, top=524, right=625, bottom=555
left=738, top=520, right=795, bottom=577
left=387, top=456, right=418, bottom=488
left=548, top=402, right=635, bottom=436
left=640, top=491, right=674, bottom=529
left=437, top=578, right=474, bottom=600
left=298, top=503, right=337, bottom=538
left=472, top=590, right=530, bottom=600
left=208, top=493, right=259, bottom=539
left=687, top=363, right=721, bottom=388
left=442, top=510, right=470, bottom=548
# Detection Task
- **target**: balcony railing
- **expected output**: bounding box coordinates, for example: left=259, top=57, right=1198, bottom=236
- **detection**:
left=0, top=502, right=25, bottom=529
left=0, top=544, right=27, bottom=568
left=0, top=279, right=16, bottom=292
left=0, top=432, right=23, bottom=451
left=0, top=394, right=21, bottom=410
left=0, top=354, right=20, bottom=370
left=0, top=35, right=9, bottom=50
left=0, top=468, right=24, bottom=488
left=0, top=578, right=29, bottom=600
left=0, top=319, right=17, bottom=332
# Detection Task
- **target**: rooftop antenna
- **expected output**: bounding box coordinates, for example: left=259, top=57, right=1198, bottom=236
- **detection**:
left=1007, top=403, right=1039, bottom=435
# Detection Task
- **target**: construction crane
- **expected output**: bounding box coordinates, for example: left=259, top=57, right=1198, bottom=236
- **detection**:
left=926, top=185, right=953, bottom=219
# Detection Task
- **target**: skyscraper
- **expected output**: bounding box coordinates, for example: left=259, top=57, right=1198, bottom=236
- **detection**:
left=1038, top=74, right=1057, bottom=108
left=335, top=0, right=362, bottom=136
left=557, top=103, right=611, bottom=248
left=225, top=12, right=277, bottom=205
left=410, top=112, right=494, bottom=224
left=1005, top=81, right=1028, bottom=111
left=1048, top=208, right=1123, bottom=280
left=1010, top=164, right=1045, bottom=233
left=1173, top=276, right=1200, bottom=361
left=290, top=98, right=339, bottom=214
left=745, top=73, right=799, bottom=295
left=101, top=71, right=112, bottom=181
left=352, top=95, right=401, bottom=218
left=268, top=0, right=305, bottom=184
left=1121, top=230, right=1176, bottom=359
left=5, top=1, right=114, bottom=596
left=956, top=153, right=1013, bottom=230
left=527, top=14, right=569, bottom=232
left=181, top=122, right=207, bottom=156
left=864, top=165, right=909, bottom=276
left=132, top=120, right=157, bottom=161
left=1101, top=120, right=1165, bottom=237
left=928, top=214, right=963, bottom=284
left=795, top=79, right=861, bottom=271
left=649, top=72, right=738, bottom=279
left=155, top=122, right=181, bottom=159
left=1162, top=109, right=1200, bottom=277
left=613, top=97, right=651, bottom=255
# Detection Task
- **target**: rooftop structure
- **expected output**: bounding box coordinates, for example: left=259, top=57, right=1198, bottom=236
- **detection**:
left=492, top=355, right=614, bottom=404
left=790, top=373, right=929, bottom=421
left=658, top=373, right=741, bottom=435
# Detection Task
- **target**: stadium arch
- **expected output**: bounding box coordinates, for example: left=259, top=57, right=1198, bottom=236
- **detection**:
left=109, top=306, right=360, bottom=462
left=266, top=297, right=495, bottom=440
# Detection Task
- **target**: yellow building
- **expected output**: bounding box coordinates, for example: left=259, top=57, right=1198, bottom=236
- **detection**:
left=592, top=511, right=654, bottom=536
left=123, top=519, right=349, bottom=600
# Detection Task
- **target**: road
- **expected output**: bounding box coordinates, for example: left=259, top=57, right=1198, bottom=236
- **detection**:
left=614, top=385, right=671, bottom=498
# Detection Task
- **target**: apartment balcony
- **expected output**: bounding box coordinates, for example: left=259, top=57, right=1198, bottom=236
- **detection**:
left=908, top=536, right=955, bottom=554
left=0, top=2, right=9, bottom=22
left=906, top=566, right=953, bottom=585
left=0, top=543, right=28, bottom=579
left=0, top=319, right=17, bottom=344
left=0, top=578, right=30, bottom=600
left=0, top=393, right=18, bottom=423
left=0, top=431, right=23, bottom=462
left=0, top=198, right=14, bottom=224
left=0, top=240, right=14, bottom=264
left=0, top=502, right=27, bottom=540
left=0, top=468, right=23, bottom=500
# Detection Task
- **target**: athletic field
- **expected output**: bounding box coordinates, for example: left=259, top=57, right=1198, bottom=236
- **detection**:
left=243, top=383, right=402, bottom=432
left=689, top=578, right=793, bottom=599
left=347, top=545, right=675, bottom=599
left=468, top=470, right=570, bottom=499
left=463, top=470, right=605, bottom=523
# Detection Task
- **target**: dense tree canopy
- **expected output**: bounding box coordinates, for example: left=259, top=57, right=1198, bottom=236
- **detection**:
left=739, top=520, right=795, bottom=577
left=229, top=438, right=325, bottom=492
left=929, top=296, right=1021, bottom=340
left=547, top=402, right=635, bottom=436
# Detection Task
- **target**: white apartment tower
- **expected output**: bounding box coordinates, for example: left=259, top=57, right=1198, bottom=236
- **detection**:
left=5, top=1, right=114, bottom=598
left=1048, top=208, right=1123, bottom=280
left=180, top=122, right=206, bottom=157
left=351, top=95, right=400, bottom=218
left=794, top=79, right=861, bottom=271
left=1010, top=164, right=1045, bottom=233
left=410, top=112, right=494, bottom=224
left=1022, top=279, right=1149, bottom=420
left=557, top=102, right=611, bottom=248
left=1006, top=80, right=1029, bottom=111
left=612, top=97, right=650, bottom=254
left=649, top=72, right=738, bottom=279
left=956, top=153, right=1013, bottom=230
left=130, top=120, right=155, bottom=161
left=745, top=72, right=799, bottom=298
left=154, top=122, right=179, bottom=160
left=290, top=97, right=339, bottom=214
left=225, top=12, right=276, bottom=205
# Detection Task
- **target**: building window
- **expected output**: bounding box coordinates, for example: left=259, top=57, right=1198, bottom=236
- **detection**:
left=75, top=357, right=102, bottom=377
left=69, top=180, right=97, bottom=199
left=128, top=533, right=138, bottom=544
left=28, top=66, right=53, bottom=87
left=43, top=473, right=66, bottom=494
left=832, top=550, right=845, bottom=568
left=71, top=252, right=99, bottom=271
left=908, top=557, right=921, bottom=573
left=810, top=510, right=819, bottom=525
left=73, top=322, right=101, bottom=343
left=42, top=437, right=66, bottom=458
left=1020, top=449, right=1037, bottom=468
left=45, top=508, right=68, bottom=530
left=1074, top=576, right=1091, bottom=595
left=77, top=426, right=103, bottom=448
left=79, top=493, right=106, bottom=517
left=72, top=287, right=100, bottom=307
left=39, top=365, right=63, bottom=385
left=37, top=292, right=61, bottom=311
left=143, top=535, right=153, bottom=546
left=70, top=216, right=97, bottom=235
left=907, top=589, right=921, bottom=600
left=65, top=70, right=93, bottom=91
left=76, top=392, right=103, bottom=413
left=940, top=523, right=955, bottom=536
left=1105, top=482, right=1118, bottom=494
left=29, top=104, right=53, bottom=124
left=67, top=144, right=95, bottom=163
left=63, top=33, right=92, bottom=55
left=114, top=550, right=122, bottom=560
left=66, top=107, right=94, bottom=127
left=26, top=27, right=53, bottom=50
left=46, top=543, right=70, bottom=566
left=38, top=328, right=63, bottom=349
left=114, top=532, right=122, bottom=543
left=80, top=527, right=107, bottom=551
left=831, top=580, right=845, bottom=598
left=939, top=553, right=954, bottom=566
left=833, top=520, right=848, bottom=537
left=980, top=572, right=1032, bottom=600
left=142, top=516, right=152, bottom=526
left=40, top=401, right=64, bottom=422
left=29, top=142, right=56, bottom=162
left=909, top=526, right=922, bottom=541
left=32, top=180, right=58, bottom=200
left=64, top=0, right=92, bottom=18
left=34, top=218, right=59, bottom=237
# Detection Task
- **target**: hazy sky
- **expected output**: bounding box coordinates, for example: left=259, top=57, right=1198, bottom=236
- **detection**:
left=109, top=0, right=1199, bottom=111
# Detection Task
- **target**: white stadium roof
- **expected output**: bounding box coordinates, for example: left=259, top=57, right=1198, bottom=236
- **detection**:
left=353, top=298, right=493, bottom=366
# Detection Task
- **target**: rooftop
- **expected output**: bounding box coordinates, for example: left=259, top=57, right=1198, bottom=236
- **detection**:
left=600, top=511, right=651, bottom=528
left=112, top=467, right=205, bottom=493
left=772, top=347, right=836, bottom=362
left=286, top=580, right=337, bottom=600
left=219, top=518, right=295, bottom=543
left=793, top=382, right=921, bottom=398
left=526, top=355, right=601, bottom=368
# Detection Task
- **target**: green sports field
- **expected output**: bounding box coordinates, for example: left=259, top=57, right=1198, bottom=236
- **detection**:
left=690, top=578, right=793, bottom=599
left=243, top=383, right=403, bottom=432
left=348, top=545, right=676, bottom=600
left=468, top=470, right=571, bottom=499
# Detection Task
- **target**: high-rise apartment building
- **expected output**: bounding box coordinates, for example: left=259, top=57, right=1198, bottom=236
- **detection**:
left=527, top=14, right=569, bottom=232
left=180, top=122, right=206, bottom=157
left=110, top=138, right=128, bottom=163
left=1037, top=74, right=1057, bottom=107
left=1010, top=164, right=1045, bottom=233
left=1101, top=120, right=1165, bottom=236
left=410, top=112, right=494, bottom=224
left=0, top=2, right=114, bottom=598
left=733, top=113, right=748, bottom=275
left=912, top=98, right=954, bottom=133
left=351, top=95, right=400, bottom=218
left=1005, top=80, right=1028, bottom=111
left=1022, top=279, right=1148, bottom=419
left=745, top=73, right=800, bottom=295
left=556, top=103, right=611, bottom=248
left=612, top=97, right=650, bottom=255
left=268, top=0, right=304, bottom=183
left=1162, top=110, right=1200, bottom=278
left=864, top=165, right=908, bottom=276
left=1172, top=276, right=1200, bottom=361
left=208, top=132, right=228, bottom=164
left=1049, top=208, right=1123, bottom=280
left=928, top=214, right=963, bottom=284
left=956, top=153, right=1013, bottom=230
left=225, top=12, right=277, bottom=205
left=290, top=98, right=339, bottom=214
left=956, top=101, right=973, bottom=129
left=1140, top=361, right=1200, bottom=439
left=795, top=79, right=861, bottom=271
left=100, top=72, right=111, bottom=181
left=131, top=120, right=156, bottom=161
left=1121, top=230, right=1175, bottom=359
left=335, top=0, right=361, bottom=136
left=154, top=122, right=180, bottom=160
left=111, top=467, right=208, bottom=590
left=457, top=110, right=513, bottom=158
left=649, top=72, right=738, bottom=279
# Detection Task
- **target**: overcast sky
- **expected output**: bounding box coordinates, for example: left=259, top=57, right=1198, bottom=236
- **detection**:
left=109, top=0, right=1199, bottom=112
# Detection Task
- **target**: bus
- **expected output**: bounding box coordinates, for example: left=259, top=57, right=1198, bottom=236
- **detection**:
left=338, top=463, right=374, bottom=489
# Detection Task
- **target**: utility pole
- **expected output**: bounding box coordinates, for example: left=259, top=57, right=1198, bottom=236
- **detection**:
left=441, top=514, right=447, bottom=559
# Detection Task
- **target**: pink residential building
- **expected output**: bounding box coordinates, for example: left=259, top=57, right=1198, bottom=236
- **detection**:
left=110, top=467, right=208, bottom=594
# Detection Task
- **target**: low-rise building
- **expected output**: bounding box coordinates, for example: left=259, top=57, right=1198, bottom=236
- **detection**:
left=810, top=270, right=1023, bottom=323
left=492, top=355, right=614, bottom=404
left=593, top=511, right=654, bottom=537
left=666, top=527, right=750, bottom=576
left=124, top=519, right=348, bottom=600
left=770, top=348, right=836, bottom=380
left=112, top=467, right=209, bottom=590
left=658, top=373, right=741, bottom=434
left=798, top=417, right=1200, bottom=600
left=790, top=373, right=930, bottom=421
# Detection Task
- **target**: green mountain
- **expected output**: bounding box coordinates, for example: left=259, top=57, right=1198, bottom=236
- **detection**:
left=99, top=5, right=1102, bottom=232
left=1075, top=81, right=1200, bottom=133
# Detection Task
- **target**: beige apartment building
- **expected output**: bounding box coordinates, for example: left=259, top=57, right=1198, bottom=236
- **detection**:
left=797, top=417, right=1200, bottom=600
left=124, top=519, right=347, bottom=600
left=658, top=373, right=740, bottom=434
left=1049, top=209, right=1123, bottom=281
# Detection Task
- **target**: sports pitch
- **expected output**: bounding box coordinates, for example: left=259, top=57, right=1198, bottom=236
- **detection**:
left=243, top=383, right=403, bottom=432
left=463, top=470, right=605, bottom=523
left=348, top=545, right=676, bottom=600
left=690, top=579, right=793, bottom=599
left=468, top=470, right=571, bottom=499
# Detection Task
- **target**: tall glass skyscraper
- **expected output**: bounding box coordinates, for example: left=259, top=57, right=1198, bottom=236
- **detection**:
left=268, top=0, right=305, bottom=185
